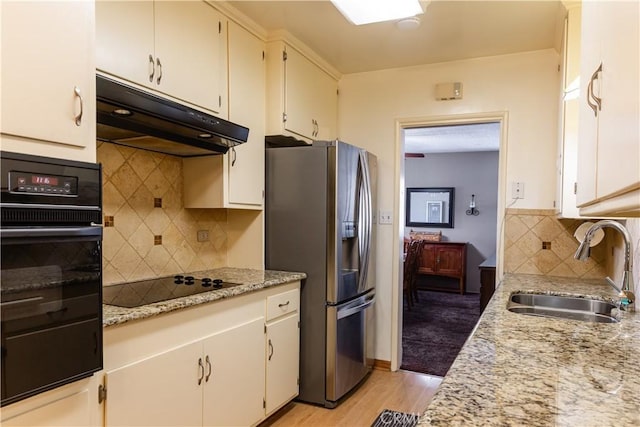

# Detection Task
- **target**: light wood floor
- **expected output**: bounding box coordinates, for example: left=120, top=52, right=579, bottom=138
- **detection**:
left=259, top=369, right=442, bottom=426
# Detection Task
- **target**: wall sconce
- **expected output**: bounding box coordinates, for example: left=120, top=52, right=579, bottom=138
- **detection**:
left=466, top=194, right=479, bottom=216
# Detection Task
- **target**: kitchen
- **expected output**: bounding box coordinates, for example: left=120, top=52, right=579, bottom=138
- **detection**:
left=1, top=0, right=639, bottom=426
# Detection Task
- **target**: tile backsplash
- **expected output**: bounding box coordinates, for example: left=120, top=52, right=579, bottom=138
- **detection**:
left=504, top=209, right=607, bottom=278
left=97, top=142, right=227, bottom=286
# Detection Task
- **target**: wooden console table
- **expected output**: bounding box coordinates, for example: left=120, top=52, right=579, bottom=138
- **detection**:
left=416, top=242, right=467, bottom=294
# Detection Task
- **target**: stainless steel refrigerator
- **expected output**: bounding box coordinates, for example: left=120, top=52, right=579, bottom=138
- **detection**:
left=265, top=140, right=377, bottom=408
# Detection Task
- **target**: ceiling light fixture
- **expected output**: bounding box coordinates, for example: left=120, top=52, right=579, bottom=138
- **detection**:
left=396, top=16, right=421, bottom=30
left=330, top=0, right=423, bottom=26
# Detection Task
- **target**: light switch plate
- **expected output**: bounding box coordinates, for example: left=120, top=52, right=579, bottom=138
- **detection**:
left=379, top=210, right=393, bottom=224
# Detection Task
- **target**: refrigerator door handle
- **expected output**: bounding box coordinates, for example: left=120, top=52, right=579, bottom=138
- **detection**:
left=337, top=295, right=375, bottom=320
left=357, top=150, right=373, bottom=294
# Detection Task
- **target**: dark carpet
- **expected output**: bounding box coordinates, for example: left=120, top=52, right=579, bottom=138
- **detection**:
left=371, top=409, right=420, bottom=427
left=401, top=290, right=480, bottom=377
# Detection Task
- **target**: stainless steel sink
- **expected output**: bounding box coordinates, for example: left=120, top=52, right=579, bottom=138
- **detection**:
left=507, top=293, right=619, bottom=323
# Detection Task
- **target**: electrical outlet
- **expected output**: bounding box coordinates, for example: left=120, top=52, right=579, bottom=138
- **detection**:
left=512, top=182, right=525, bottom=199
left=197, top=230, right=209, bottom=242
left=379, top=210, right=393, bottom=225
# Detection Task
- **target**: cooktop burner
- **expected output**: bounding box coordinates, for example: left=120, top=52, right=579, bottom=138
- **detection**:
left=103, top=275, right=238, bottom=308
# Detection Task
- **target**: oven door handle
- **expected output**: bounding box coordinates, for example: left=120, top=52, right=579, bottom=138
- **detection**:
left=0, top=226, right=102, bottom=238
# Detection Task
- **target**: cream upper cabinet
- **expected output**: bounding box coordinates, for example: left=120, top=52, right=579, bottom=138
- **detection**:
left=0, top=1, right=96, bottom=162
left=96, top=0, right=227, bottom=117
left=227, top=21, right=266, bottom=207
left=576, top=0, right=640, bottom=216
left=182, top=21, right=265, bottom=209
left=556, top=4, right=583, bottom=218
left=266, top=40, right=338, bottom=144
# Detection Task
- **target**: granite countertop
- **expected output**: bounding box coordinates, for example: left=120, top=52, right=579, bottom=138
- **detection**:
left=103, top=267, right=306, bottom=327
left=420, top=273, right=640, bottom=427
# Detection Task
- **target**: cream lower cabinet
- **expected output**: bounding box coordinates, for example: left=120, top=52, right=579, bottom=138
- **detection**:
left=101, top=282, right=300, bottom=427
left=104, top=318, right=265, bottom=427
left=1, top=376, right=100, bottom=427
left=265, top=314, right=299, bottom=415
left=0, top=1, right=96, bottom=162
left=264, top=289, right=300, bottom=416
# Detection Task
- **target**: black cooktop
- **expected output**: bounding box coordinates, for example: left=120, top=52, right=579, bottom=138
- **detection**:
left=103, top=275, right=238, bottom=308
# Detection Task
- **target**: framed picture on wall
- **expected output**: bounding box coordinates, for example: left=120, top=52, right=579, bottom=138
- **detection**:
left=426, top=201, right=444, bottom=223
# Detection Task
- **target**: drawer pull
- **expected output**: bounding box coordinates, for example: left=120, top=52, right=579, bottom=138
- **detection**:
left=278, top=301, right=290, bottom=308
left=197, top=357, right=204, bottom=385
left=205, top=355, right=212, bottom=382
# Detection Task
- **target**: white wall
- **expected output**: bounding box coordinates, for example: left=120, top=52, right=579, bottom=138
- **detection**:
left=338, top=49, right=561, bottom=363
left=405, top=152, right=499, bottom=293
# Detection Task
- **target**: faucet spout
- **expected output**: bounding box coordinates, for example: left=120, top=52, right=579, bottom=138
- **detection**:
left=574, top=220, right=635, bottom=311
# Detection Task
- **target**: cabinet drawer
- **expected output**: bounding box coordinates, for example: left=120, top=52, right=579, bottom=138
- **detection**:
left=266, top=289, right=299, bottom=322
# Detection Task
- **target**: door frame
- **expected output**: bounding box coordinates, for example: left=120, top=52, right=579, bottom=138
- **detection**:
left=391, top=111, right=509, bottom=370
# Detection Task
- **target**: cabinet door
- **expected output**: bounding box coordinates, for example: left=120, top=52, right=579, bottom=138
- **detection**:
left=154, top=1, right=226, bottom=116
left=594, top=1, right=639, bottom=200
left=576, top=0, right=601, bottom=206
left=104, top=341, right=202, bottom=427
left=577, top=1, right=640, bottom=208
left=2, top=390, right=91, bottom=427
left=95, top=0, right=155, bottom=89
left=311, top=68, right=338, bottom=141
left=417, top=244, right=437, bottom=274
left=1, top=1, right=95, bottom=149
left=436, top=246, right=463, bottom=275
left=283, top=46, right=317, bottom=140
left=228, top=22, right=265, bottom=206
left=202, top=318, right=265, bottom=427
left=266, top=313, right=300, bottom=415
left=284, top=46, right=337, bottom=141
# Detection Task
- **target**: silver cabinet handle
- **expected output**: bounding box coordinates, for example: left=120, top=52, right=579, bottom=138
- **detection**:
left=268, top=339, right=274, bottom=361
left=278, top=301, right=290, bottom=308
left=74, top=86, right=83, bottom=126
left=591, top=63, right=602, bottom=113
left=587, top=63, right=603, bottom=117
left=197, top=357, right=204, bottom=385
left=205, top=355, right=212, bottom=382
left=156, top=57, right=163, bottom=85
left=231, top=147, right=237, bottom=167
left=148, top=54, right=155, bottom=82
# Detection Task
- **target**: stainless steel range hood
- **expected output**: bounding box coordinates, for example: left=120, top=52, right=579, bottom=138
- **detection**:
left=96, top=75, right=249, bottom=157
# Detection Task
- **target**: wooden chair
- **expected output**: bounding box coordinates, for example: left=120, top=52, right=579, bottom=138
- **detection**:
left=403, top=240, right=421, bottom=309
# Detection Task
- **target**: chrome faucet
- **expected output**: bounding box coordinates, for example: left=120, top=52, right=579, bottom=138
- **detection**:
left=574, top=220, right=635, bottom=312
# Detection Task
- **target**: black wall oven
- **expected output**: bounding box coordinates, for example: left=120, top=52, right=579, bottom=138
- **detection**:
left=1, top=151, right=103, bottom=407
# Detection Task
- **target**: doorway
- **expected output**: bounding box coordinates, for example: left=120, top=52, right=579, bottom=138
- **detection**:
left=396, top=115, right=506, bottom=376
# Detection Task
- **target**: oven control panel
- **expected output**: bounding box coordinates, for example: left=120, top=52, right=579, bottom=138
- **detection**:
left=8, top=171, right=78, bottom=196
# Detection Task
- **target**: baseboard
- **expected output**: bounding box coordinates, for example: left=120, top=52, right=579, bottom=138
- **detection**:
left=373, top=359, right=391, bottom=371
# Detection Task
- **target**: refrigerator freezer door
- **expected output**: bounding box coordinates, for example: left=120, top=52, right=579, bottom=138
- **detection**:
left=325, top=291, right=375, bottom=405
left=328, top=142, right=376, bottom=304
